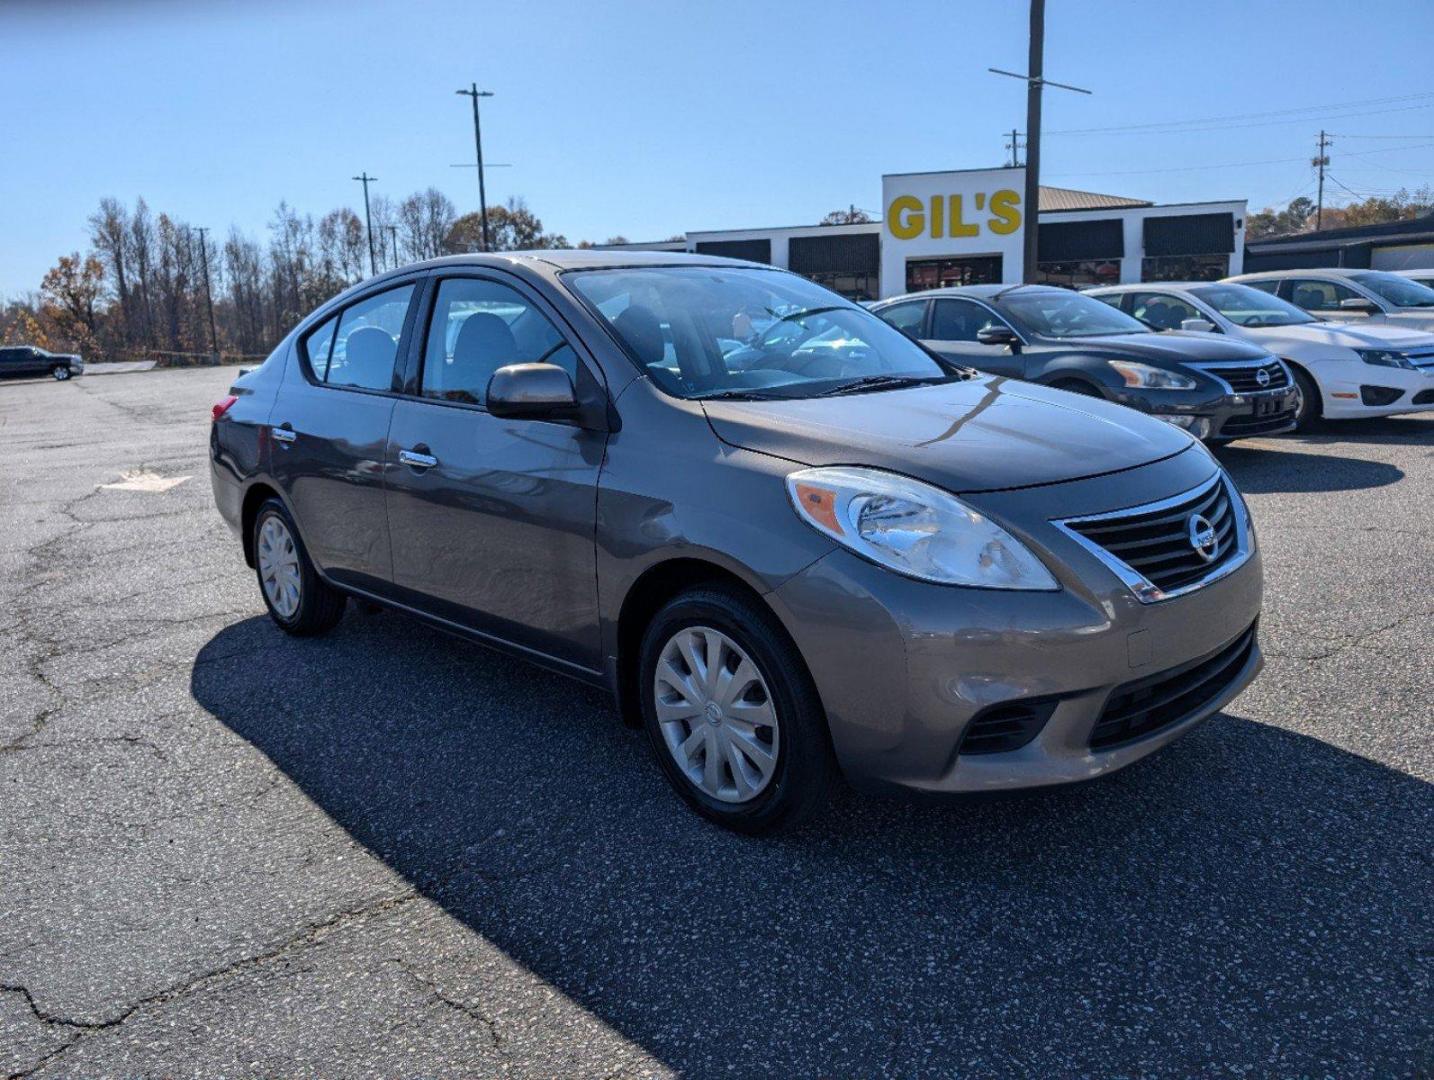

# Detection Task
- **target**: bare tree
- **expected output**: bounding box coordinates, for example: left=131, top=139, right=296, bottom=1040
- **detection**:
left=399, top=188, right=457, bottom=260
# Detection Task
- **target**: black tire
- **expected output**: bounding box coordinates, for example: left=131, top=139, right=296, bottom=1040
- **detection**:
left=252, top=498, right=346, bottom=636
left=1051, top=378, right=1102, bottom=398
left=638, top=585, right=838, bottom=835
left=1290, top=365, right=1322, bottom=432
left=51, top=365, right=71, bottom=381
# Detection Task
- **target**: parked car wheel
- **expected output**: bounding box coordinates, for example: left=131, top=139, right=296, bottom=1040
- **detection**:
left=252, top=499, right=346, bottom=636
left=639, top=586, right=837, bottom=834
left=1290, top=366, right=1321, bottom=432
left=51, top=365, right=71, bottom=381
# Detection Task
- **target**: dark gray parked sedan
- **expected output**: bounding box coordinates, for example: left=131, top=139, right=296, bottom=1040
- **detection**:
left=871, top=285, right=1298, bottom=441
left=211, top=252, right=1263, bottom=833
left=0, top=344, right=84, bottom=380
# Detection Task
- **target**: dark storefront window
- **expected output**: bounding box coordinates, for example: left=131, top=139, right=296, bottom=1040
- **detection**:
left=905, top=255, right=1003, bottom=292
left=789, top=234, right=881, bottom=300
left=1141, top=253, right=1229, bottom=282
left=1035, top=259, right=1122, bottom=289
left=1141, top=213, right=1234, bottom=282
left=694, top=238, right=772, bottom=263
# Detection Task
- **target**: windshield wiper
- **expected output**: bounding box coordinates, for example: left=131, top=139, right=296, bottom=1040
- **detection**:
left=771, top=304, right=846, bottom=325
left=814, top=375, right=941, bottom=397
left=693, top=388, right=790, bottom=401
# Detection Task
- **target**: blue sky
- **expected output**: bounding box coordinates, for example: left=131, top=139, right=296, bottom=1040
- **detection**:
left=3, top=0, right=1433, bottom=296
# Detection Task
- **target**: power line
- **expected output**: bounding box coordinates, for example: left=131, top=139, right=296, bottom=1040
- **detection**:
left=1047, top=140, right=1434, bottom=178
left=1046, top=91, right=1434, bottom=136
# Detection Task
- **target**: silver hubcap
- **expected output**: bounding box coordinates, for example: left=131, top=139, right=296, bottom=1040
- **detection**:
left=654, top=626, right=779, bottom=804
left=257, top=516, right=302, bottom=619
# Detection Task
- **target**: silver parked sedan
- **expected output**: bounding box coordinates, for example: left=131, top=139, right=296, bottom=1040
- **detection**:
left=210, top=251, right=1263, bottom=833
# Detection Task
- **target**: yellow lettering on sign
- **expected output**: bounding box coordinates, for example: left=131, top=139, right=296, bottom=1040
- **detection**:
left=930, top=195, right=944, bottom=239
left=888, top=195, right=924, bottom=240
left=947, top=195, right=979, bottom=238
left=988, top=189, right=1022, bottom=235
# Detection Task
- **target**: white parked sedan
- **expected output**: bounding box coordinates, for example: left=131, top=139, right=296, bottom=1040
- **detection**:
left=1087, top=281, right=1434, bottom=430
left=1225, top=268, right=1434, bottom=334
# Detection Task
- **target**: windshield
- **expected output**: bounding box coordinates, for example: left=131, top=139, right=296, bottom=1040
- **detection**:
left=1349, top=271, right=1434, bottom=308
left=1190, top=283, right=1317, bottom=327
left=565, top=266, right=953, bottom=399
left=999, top=289, right=1151, bottom=338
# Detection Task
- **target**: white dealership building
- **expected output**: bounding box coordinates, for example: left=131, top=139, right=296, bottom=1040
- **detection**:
left=606, top=166, right=1246, bottom=301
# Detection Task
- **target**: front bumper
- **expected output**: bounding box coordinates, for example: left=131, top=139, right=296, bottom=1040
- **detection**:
left=1108, top=384, right=1298, bottom=440
left=1312, top=360, right=1434, bottom=419
left=767, top=449, right=1264, bottom=796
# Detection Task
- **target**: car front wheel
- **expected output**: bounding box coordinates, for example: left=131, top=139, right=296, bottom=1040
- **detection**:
left=252, top=499, right=346, bottom=636
left=639, top=585, right=837, bottom=834
left=1290, top=366, right=1321, bottom=431
left=51, top=365, right=71, bottom=381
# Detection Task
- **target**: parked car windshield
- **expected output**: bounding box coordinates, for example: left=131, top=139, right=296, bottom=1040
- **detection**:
left=566, top=266, right=953, bottom=399
left=1190, top=283, right=1317, bottom=327
left=999, top=289, right=1152, bottom=338
left=1348, top=271, right=1434, bottom=308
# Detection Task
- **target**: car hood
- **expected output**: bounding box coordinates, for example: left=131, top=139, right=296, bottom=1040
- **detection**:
left=1034, top=331, right=1271, bottom=365
left=1383, top=310, right=1434, bottom=332
left=1245, top=321, right=1434, bottom=352
left=701, top=376, right=1195, bottom=495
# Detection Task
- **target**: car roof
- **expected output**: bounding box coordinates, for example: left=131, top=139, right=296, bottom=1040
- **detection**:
left=1087, top=282, right=1212, bottom=293
left=1227, top=268, right=1364, bottom=281
left=406, top=249, right=755, bottom=273
left=874, top=284, right=1071, bottom=306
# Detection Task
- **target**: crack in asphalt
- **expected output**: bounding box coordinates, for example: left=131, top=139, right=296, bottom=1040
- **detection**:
left=3, top=890, right=420, bottom=1079
left=1263, top=607, right=1434, bottom=663
left=392, top=960, right=504, bottom=1050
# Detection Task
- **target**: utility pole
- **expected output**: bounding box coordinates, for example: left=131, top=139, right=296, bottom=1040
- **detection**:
left=1314, top=130, right=1332, bottom=230
left=455, top=83, right=495, bottom=251
left=195, top=226, right=219, bottom=357
left=989, top=0, right=1092, bottom=283
left=385, top=224, right=399, bottom=269
left=353, top=172, right=378, bottom=276
left=1005, top=128, right=1026, bottom=168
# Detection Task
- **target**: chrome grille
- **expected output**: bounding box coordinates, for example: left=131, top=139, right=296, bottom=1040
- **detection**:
left=1407, top=349, right=1434, bottom=371
left=1196, top=360, right=1290, bottom=393
left=1054, top=474, right=1251, bottom=603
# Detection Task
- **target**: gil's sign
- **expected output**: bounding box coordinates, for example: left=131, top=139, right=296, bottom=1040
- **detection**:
left=879, top=167, right=1027, bottom=296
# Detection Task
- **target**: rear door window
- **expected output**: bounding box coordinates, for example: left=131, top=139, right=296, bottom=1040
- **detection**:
left=876, top=300, right=927, bottom=338
left=303, top=316, right=338, bottom=382
left=325, top=284, right=415, bottom=391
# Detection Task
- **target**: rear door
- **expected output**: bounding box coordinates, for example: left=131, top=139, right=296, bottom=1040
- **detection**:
left=924, top=297, right=1026, bottom=377
left=268, top=280, right=419, bottom=594
left=383, top=271, right=607, bottom=670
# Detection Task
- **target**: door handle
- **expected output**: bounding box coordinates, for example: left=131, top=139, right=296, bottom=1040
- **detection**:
left=398, top=448, right=438, bottom=469
left=271, top=425, right=297, bottom=444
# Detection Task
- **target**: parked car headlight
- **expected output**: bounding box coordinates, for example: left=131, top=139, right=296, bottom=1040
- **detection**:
left=1355, top=348, right=1415, bottom=370
left=1107, top=360, right=1198, bottom=390
left=785, top=466, right=1059, bottom=590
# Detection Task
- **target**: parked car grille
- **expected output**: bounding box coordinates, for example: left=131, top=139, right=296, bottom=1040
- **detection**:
left=1090, top=623, right=1257, bottom=750
left=1197, top=360, right=1290, bottom=393
left=1406, top=349, right=1434, bottom=372
left=1060, top=475, right=1242, bottom=597
left=1216, top=407, right=1298, bottom=437
left=958, top=697, right=1060, bottom=756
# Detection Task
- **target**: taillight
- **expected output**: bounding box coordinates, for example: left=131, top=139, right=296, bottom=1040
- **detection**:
left=211, top=395, right=238, bottom=422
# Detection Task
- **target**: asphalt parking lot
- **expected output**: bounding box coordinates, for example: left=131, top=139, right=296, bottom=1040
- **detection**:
left=1, top=367, right=1430, bottom=1079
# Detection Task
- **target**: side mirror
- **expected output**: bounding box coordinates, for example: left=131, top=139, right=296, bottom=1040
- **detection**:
left=1180, top=318, right=1218, bottom=333
left=1338, top=297, right=1379, bottom=314
left=486, top=363, right=579, bottom=421
left=976, top=325, right=1021, bottom=350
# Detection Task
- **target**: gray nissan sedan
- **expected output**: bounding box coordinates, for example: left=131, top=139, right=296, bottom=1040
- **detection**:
left=210, top=251, right=1263, bottom=833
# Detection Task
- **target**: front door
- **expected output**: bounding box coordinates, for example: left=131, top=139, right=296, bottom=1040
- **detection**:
left=383, top=273, right=606, bottom=671
left=923, top=297, right=1027, bottom=377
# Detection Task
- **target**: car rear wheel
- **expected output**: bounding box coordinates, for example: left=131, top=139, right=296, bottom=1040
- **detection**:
left=639, top=586, right=837, bottom=834
left=51, top=365, right=71, bottom=381
left=1290, top=366, right=1321, bottom=432
left=253, top=499, right=345, bottom=636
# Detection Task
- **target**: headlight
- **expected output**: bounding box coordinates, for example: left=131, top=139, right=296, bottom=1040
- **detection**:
left=1108, top=360, right=1198, bottom=390
left=785, top=466, right=1059, bottom=590
left=1355, top=348, right=1415, bottom=370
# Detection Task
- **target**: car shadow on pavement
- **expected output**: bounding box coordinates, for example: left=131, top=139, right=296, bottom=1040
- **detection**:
left=192, top=614, right=1433, bottom=1076
left=1216, top=443, right=1404, bottom=493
